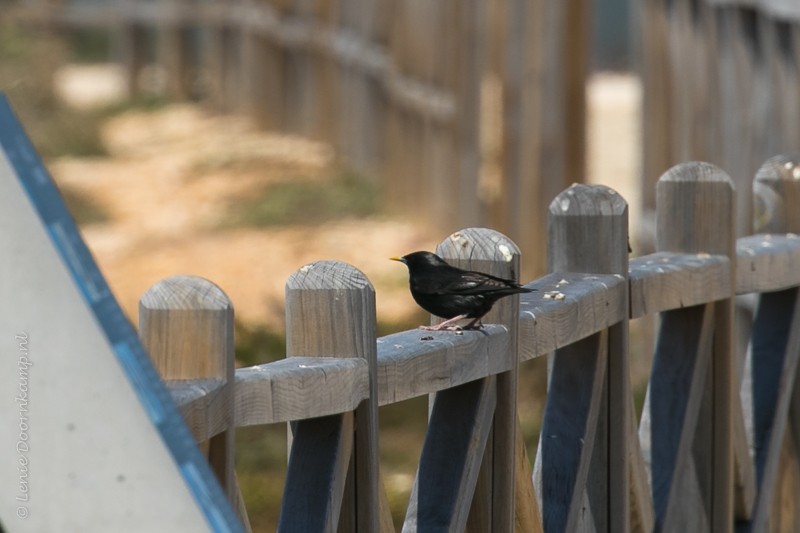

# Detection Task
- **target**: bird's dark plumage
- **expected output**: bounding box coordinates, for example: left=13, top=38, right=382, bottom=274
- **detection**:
left=391, top=251, right=534, bottom=330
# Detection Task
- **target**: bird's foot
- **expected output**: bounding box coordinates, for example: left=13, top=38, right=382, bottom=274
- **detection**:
left=419, top=314, right=469, bottom=331
left=419, top=324, right=463, bottom=332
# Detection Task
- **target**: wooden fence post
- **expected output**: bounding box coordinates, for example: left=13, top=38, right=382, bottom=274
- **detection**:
left=281, top=260, right=381, bottom=533
left=742, top=155, right=800, bottom=530
left=118, top=16, right=148, bottom=97
left=138, top=275, right=242, bottom=520
left=437, top=227, right=522, bottom=532
left=654, top=162, right=736, bottom=531
left=159, top=0, right=194, bottom=99
left=541, top=183, right=633, bottom=532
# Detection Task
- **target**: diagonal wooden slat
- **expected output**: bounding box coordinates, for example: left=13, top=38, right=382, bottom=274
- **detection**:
left=403, top=377, right=498, bottom=532
left=732, top=389, right=756, bottom=521
left=629, top=393, right=655, bottom=533
left=514, top=416, right=543, bottom=532
left=744, top=287, right=800, bottom=531
left=646, top=303, right=714, bottom=531
left=540, top=329, right=608, bottom=532
left=278, top=412, right=354, bottom=532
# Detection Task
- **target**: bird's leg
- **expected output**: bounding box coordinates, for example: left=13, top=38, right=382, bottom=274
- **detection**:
left=419, top=314, right=468, bottom=331
left=462, top=317, right=484, bottom=330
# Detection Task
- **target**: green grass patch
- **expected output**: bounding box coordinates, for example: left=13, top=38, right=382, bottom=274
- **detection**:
left=234, top=321, right=286, bottom=367
left=220, top=170, right=381, bottom=228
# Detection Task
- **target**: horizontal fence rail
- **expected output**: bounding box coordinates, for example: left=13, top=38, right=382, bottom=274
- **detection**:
left=137, top=157, right=800, bottom=532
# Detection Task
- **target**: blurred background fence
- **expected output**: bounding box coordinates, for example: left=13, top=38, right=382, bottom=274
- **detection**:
left=8, top=0, right=800, bottom=267
left=640, top=0, right=800, bottom=239
left=6, top=0, right=590, bottom=279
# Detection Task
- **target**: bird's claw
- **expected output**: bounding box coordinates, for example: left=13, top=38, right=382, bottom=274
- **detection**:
left=418, top=322, right=484, bottom=332
left=418, top=324, right=463, bottom=332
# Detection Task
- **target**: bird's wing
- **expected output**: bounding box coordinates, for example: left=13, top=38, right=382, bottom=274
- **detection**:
left=436, top=271, right=518, bottom=295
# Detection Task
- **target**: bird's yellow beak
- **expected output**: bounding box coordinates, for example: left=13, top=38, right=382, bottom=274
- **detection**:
left=390, top=256, right=404, bottom=263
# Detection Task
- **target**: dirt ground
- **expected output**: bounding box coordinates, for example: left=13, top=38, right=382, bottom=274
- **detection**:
left=52, top=66, right=640, bottom=333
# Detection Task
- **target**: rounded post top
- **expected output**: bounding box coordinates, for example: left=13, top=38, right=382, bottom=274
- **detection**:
left=436, top=227, right=521, bottom=267
left=548, top=183, right=628, bottom=218
left=140, top=275, right=232, bottom=311
left=286, top=260, right=373, bottom=292
left=658, top=161, right=735, bottom=188
left=656, top=161, right=735, bottom=256
left=753, top=154, right=800, bottom=233
left=754, top=154, right=800, bottom=184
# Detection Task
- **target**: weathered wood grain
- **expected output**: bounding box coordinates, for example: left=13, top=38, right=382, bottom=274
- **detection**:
left=278, top=412, right=354, bottom=533
left=139, top=275, right=238, bottom=509
left=540, top=330, right=608, bottom=532
left=733, top=390, right=756, bottom=521
left=656, top=161, right=737, bottom=531
left=546, top=182, right=632, bottom=533
left=629, top=252, right=731, bottom=318
left=736, top=234, right=800, bottom=294
left=284, top=260, right=380, bottom=533
left=629, top=393, right=655, bottom=533
left=645, top=304, right=714, bottom=530
left=167, top=377, right=226, bottom=441
left=518, top=272, right=626, bottom=362
left=438, top=227, right=521, bottom=533
left=377, top=325, right=512, bottom=405
left=234, top=357, right=369, bottom=426
left=744, top=288, right=800, bottom=531
left=402, top=377, right=497, bottom=532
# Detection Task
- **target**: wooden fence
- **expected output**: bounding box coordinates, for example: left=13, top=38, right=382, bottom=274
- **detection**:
left=9, top=0, right=589, bottom=280
left=640, top=0, right=800, bottom=240
left=136, top=156, right=800, bottom=532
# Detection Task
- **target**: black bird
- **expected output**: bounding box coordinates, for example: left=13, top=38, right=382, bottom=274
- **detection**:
left=391, top=251, right=534, bottom=330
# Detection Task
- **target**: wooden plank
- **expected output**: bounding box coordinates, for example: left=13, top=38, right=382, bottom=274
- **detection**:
left=236, top=357, right=369, bottom=426
left=402, top=377, right=497, bottom=532
left=448, top=1, right=485, bottom=232
left=376, top=271, right=624, bottom=406
left=628, top=393, right=655, bottom=533
left=629, top=252, right=731, bottom=318
left=284, top=259, right=380, bottom=533
left=278, top=412, right=354, bottom=532
left=645, top=304, right=714, bottom=531
left=118, top=18, right=148, bottom=96
left=732, top=391, right=756, bottom=521
left=377, top=324, right=512, bottom=404
left=139, top=275, right=237, bottom=508
left=737, top=234, right=800, bottom=294
left=167, top=377, right=226, bottom=441
left=518, top=272, right=627, bottom=362
left=743, top=288, right=800, bottom=531
left=540, top=330, right=608, bottom=532
left=547, top=183, right=631, bottom=533
left=169, top=356, right=368, bottom=433
left=639, top=0, right=673, bottom=213
left=437, top=228, right=521, bottom=533
left=656, top=161, right=736, bottom=531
